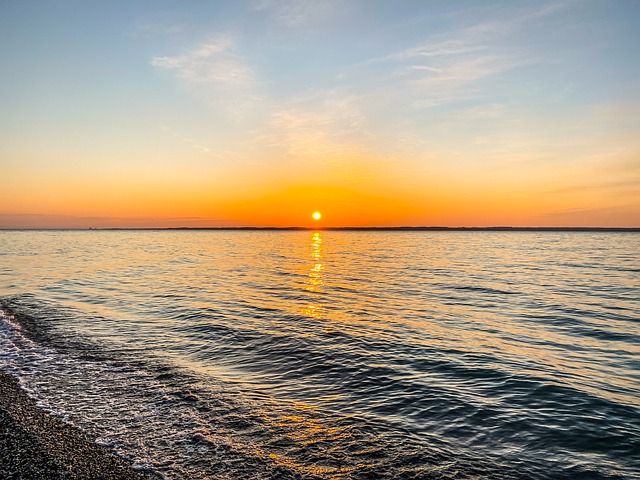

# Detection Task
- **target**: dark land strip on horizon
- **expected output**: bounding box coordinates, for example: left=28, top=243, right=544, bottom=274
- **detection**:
left=1, top=227, right=639, bottom=232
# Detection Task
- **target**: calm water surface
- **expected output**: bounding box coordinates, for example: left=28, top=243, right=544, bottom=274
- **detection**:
left=0, top=231, right=638, bottom=479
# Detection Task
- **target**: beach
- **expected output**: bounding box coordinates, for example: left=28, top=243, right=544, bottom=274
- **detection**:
left=0, top=370, right=156, bottom=480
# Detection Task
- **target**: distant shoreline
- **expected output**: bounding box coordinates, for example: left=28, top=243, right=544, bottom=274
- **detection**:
left=1, top=227, right=639, bottom=232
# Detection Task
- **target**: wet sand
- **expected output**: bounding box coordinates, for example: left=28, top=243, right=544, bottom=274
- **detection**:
left=0, top=370, right=157, bottom=480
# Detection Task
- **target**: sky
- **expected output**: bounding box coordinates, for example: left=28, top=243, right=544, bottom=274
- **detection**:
left=1, top=0, right=639, bottom=228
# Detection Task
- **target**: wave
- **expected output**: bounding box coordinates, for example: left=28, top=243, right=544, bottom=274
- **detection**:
left=1, top=294, right=638, bottom=479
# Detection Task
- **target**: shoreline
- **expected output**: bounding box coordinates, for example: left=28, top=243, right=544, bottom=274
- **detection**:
left=0, top=226, right=639, bottom=232
left=0, top=370, right=158, bottom=480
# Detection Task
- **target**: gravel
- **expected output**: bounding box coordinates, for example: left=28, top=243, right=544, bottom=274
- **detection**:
left=0, top=370, right=159, bottom=480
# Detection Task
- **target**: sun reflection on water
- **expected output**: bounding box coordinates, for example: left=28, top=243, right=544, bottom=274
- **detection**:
left=302, top=232, right=324, bottom=319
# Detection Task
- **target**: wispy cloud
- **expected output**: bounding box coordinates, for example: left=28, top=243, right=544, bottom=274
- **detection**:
left=160, top=124, right=252, bottom=165
left=408, top=54, right=531, bottom=109
left=151, top=35, right=260, bottom=117
left=253, top=0, right=335, bottom=27
left=133, top=12, right=187, bottom=39
left=244, top=89, right=409, bottom=185
left=539, top=204, right=640, bottom=227
left=256, top=91, right=366, bottom=161
left=151, top=35, right=254, bottom=88
left=385, top=39, right=488, bottom=62
left=0, top=214, right=239, bottom=229
left=348, top=2, right=569, bottom=110
left=550, top=179, right=640, bottom=195
left=160, top=125, right=211, bottom=154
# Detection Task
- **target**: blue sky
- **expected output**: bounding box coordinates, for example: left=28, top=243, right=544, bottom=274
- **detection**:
left=1, top=1, right=639, bottom=227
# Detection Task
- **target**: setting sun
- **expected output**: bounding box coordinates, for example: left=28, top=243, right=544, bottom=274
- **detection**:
left=312, top=211, right=322, bottom=221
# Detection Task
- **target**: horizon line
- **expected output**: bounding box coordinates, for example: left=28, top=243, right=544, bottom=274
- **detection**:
left=1, top=226, right=639, bottom=232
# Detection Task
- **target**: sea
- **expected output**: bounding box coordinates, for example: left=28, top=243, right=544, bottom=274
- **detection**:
left=0, top=230, right=638, bottom=479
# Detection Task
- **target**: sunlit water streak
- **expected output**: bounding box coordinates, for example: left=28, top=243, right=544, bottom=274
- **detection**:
left=0, top=230, right=638, bottom=479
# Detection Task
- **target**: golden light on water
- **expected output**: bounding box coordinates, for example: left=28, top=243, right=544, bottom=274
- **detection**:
left=302, top=231, right=324, bottom=319
left=312, top=211, right=321, bottom=221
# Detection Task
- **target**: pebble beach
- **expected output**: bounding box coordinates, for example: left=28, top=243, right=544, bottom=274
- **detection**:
left=0, top=371, right=156, bottom=480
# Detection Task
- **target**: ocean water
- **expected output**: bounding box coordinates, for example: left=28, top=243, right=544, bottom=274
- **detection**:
left=0, top=230, right=638, bottom=479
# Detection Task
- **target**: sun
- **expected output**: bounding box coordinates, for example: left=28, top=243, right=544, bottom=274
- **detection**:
left=312, top=211, right=321, bottom=221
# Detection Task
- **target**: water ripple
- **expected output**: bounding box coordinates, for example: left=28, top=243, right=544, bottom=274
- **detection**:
left=0, top=230, right=638, bottom=479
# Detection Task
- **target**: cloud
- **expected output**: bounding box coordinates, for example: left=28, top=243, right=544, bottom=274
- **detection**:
left=151, top=35, right=260, bottom=117
left=0, top=214, right=239, bottom=229
left=146, top=1, right=580, bottom=179
left=411, top=53, right=508, bottom=80
left=151, top=36, right=254, bottom=88
left=255, top=91, right=368, bottom=162
left=262, top=109, right=361, bottom=161
left=133, top=14, right=187, bottom=39
left=253, top=0, right=335, bottom=27
left=160, top=125, right=211, bottom=154
left=549, top=179, right=640, bottom=195
left=347, top=2, right=569, bottom=110
left=387, top=39, right=488, bottom=62
left=538, top=204, right=640, bottom=227
left=244, top=89, right=415, bottom=187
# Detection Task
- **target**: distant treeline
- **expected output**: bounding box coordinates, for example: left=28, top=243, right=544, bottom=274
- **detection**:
left=6, top=227, right=638, bottom=232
